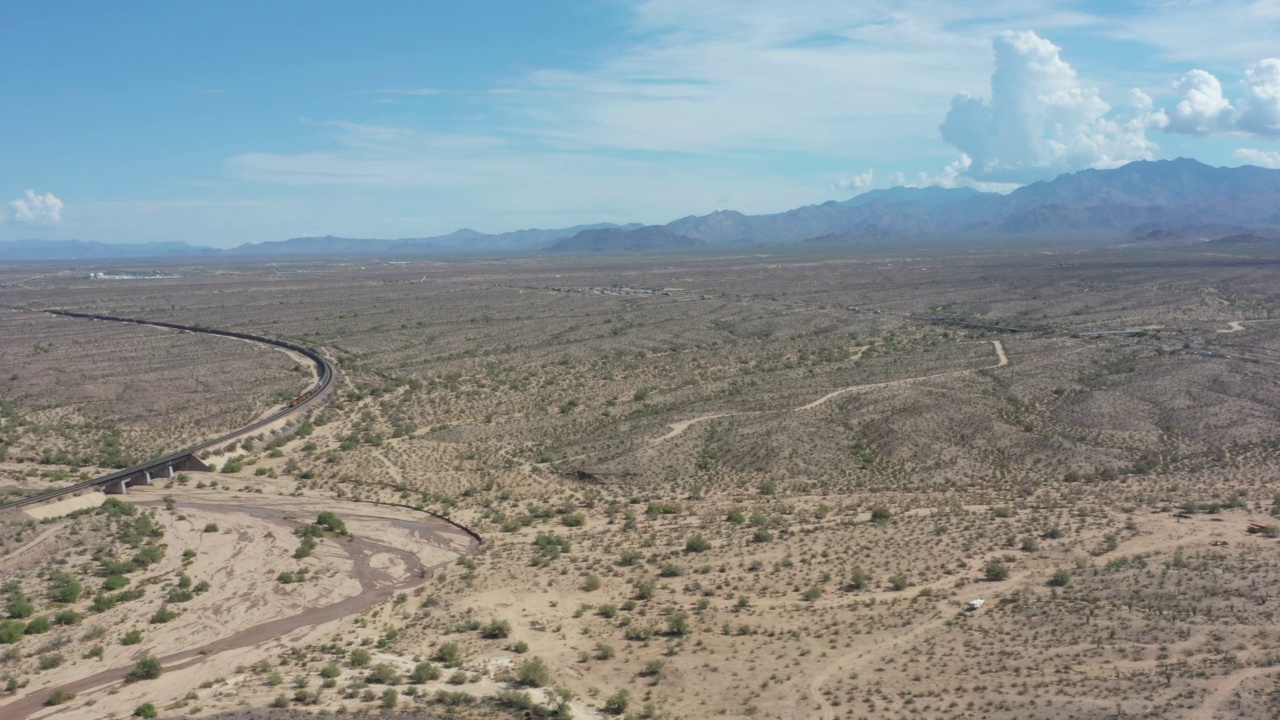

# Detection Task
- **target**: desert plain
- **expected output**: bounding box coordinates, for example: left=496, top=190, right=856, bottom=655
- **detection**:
left=2, top=243, right=1280, bottom=719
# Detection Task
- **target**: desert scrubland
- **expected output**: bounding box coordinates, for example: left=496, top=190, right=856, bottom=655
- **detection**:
left=2, top=245, right=1280, bottom=719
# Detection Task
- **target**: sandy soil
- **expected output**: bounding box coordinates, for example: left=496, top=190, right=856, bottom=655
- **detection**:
left=21, top=491, right=105, bottom=520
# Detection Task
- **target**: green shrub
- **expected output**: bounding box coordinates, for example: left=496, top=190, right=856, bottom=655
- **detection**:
left=517, top=656, right=550, bottom=687
left=409, top=661, right=441, bottom=683
left=48, top=572, right=83, bottom=604
left=380, top=687, right=398, bottom=709
left=24, top=616, right=51, bottom=634
left=134, top=702, right=158, bottom=718
left=103, top=574, right=129, bottom=591
left=121, top=629, right=143, bottom=645
left=481, top=618, right=511, bottom=639
left=666, top=612, right=690, bottom=636
left=45, top=689, right=75, bottom=706
left=870, top=506, right=893, bottom=523
left=624, top=624, right=654, bottom=641
left=38, top=652, right=63, bottom=669
left=126, top=655, right=163, bottom=682
left=0, top=621, right=27, bottom=644
left=349, top=648, right=372, bottom=667
left=54, top=610, right=82, bottom=626
left=604, top=689, right=630, bottom=715
left=366, top=663, right=401, bottom=685
left=7, top=601, right=34, bottom=619
left=433, top=642, right=461, bottom=667
left=984, top=561, right=1011, bottom=581
left=849, top=566, right=870, bottom=591
left=1048, top=568, right=1071, bottom=587
left=684, top=533, right=711, bottom=553
left=634, top=579, right=656, bottom=600
left=316, top=511, right=347, bottom=535
left=150, top=606, right=178, bottom=624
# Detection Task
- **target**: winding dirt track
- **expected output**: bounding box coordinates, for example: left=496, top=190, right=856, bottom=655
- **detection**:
left=652, top=340, right=1008, bottom=443
left=1220, top=320, right=1246, bottom=333
left=5, top=501, right=478, bottom=720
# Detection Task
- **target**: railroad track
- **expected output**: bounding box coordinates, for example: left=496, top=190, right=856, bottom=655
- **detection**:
left=0, top=309, right=336, bottom=511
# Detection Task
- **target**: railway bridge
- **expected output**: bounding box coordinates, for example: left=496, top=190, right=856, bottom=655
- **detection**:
left=0, top=308, right=335, bottom=511
left=97, top=452, right=212, bottom=495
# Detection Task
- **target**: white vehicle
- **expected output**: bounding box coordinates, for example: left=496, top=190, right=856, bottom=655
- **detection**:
left=966, top=599, right=985, bottom=611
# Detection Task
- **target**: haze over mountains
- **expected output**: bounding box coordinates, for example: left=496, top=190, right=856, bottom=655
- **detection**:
left=4, top=158, right=1279, bottom=261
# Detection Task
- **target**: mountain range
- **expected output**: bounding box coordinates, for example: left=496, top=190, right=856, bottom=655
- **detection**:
left=3, top=158, right=1279, bottom=261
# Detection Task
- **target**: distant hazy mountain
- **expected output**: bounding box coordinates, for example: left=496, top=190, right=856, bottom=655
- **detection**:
left=665, top=158, right=1280, bottom=245
left=841, top=186, right=988, bottom=208
left=799, top=224, right=902, bottom=245
left=0, top=239, right=216, bottom=261
left=545, top=225, right=704, bottom=252
left=4, top=159, right=1280, bottom=262
left=228, top=223, right=644, bottom=256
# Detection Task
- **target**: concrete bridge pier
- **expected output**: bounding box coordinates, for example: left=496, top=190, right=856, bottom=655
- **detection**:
left=104, top=479, right=129, bottom=495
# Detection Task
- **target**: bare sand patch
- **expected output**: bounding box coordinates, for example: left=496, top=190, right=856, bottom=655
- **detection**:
left=22, top=490, right=105, bottom=520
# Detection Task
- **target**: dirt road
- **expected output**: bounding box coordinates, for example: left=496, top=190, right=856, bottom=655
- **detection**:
left=654, top=340, right=1009, bottom=442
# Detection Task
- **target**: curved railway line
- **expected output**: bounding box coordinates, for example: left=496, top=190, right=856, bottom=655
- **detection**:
left=0, top=309, right=336, bottom=511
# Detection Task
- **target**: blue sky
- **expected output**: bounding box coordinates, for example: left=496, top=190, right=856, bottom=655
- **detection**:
left=2, top=1, right=1279, bottom=246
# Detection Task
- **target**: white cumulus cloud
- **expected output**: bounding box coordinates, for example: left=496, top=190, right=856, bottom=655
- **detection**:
left=938, top=30, right=1161, bottom=183
left=1239, top=59, right=1280, bottom=136
left=1233, top=148, right=1280, bottom=168
left=834, top=169, right=874, bottom=190
left=2, top=190, right=64, bottom=226
left=1163, top=59, right=1280, bottom=137
left=1167, top=69, right=1234, bottom=134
